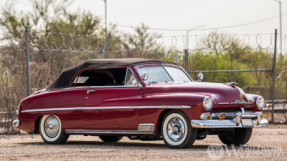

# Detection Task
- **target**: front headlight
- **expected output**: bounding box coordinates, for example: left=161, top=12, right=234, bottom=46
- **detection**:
left=203, top=96, right=213, bottom=111
left=256, top=96, right=265, bottom=110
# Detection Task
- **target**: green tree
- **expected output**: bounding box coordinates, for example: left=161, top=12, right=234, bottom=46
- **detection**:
left=121, top=23, right=161, bottom=57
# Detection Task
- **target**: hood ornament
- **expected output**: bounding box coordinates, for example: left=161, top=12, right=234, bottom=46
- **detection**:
left=224, top=82, right=238, bottom=86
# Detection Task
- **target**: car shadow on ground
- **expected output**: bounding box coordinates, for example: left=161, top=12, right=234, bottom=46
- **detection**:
left=17, top=140, right=210, bottom=151
left=16, top=141, right=275, bottom=151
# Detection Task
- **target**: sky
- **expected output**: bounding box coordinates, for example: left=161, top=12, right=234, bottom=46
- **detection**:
left=0, top=0, right=286, bottom=50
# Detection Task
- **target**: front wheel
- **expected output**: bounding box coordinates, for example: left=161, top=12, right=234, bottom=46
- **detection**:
left=39, top=115, right=69, bottom=144
left=162, top=111, right=197, bottom=148
left=218, top=128, right=252, bottom=146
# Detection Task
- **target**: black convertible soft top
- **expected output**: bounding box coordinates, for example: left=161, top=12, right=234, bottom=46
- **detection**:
left=47, top=58, right=177, bottom=89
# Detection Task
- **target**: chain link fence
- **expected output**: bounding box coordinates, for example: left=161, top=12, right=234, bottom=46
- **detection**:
left=0, top=27, right=287, bottom=135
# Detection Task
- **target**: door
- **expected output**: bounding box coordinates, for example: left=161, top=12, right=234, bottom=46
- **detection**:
left=83, top=67, right=142, bottom=130
left=84, top=87, right=141, bottom=130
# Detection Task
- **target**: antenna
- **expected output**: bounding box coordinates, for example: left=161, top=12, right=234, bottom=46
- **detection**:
left=101, top=34, right=111, bottom=59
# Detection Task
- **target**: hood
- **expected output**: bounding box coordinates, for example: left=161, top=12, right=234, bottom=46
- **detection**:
left=148, top=82, right=251, bottom=104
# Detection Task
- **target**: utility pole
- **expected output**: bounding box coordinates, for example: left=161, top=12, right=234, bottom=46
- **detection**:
left=274, top=0, right=282, bottom=55
left=25, top=26, right=31, bottom=96
left=103, top=0, right=107, bottom=38
left=272, top=29, right=278, bottom=123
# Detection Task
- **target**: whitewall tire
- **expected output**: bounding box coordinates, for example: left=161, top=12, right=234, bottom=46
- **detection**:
left=162, top=111, right=197, bottom=148
left=39, top=115, right=69, bottom=144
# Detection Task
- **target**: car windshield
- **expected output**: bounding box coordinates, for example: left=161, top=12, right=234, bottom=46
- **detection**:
left=164, top=67, right=192, bottom=82
left=138, top=66, right=173, bottom=84
left=137, top=66, right=192, bottom=84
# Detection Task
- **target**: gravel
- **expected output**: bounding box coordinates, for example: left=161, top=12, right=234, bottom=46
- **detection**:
left=0, top=124, right=286, bottom=161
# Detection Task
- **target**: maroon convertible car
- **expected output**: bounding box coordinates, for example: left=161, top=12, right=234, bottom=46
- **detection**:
left=13, top=58, right=268, bottom=148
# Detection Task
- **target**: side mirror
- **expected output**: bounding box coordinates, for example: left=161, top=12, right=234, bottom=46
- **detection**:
left=197, top=72, right=203, bottom=82
left=141, top=73, right=148, bottom=81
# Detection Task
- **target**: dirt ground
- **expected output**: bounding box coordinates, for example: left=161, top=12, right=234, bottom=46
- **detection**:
left=0, top=124, right=286, bottom=161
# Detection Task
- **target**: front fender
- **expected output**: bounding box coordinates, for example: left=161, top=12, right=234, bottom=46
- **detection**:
left=137, top=93, right=211, bottom=132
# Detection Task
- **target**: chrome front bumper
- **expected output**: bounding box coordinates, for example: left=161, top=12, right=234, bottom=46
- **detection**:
left=12, top=119, right=20, bottom=128
left=191, top=118, right=269, bottom=128
left=191, top=111, right=269, bottom=128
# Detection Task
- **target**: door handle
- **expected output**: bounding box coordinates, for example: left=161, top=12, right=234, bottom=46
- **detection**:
left=87, top=90, right=96, bottom=94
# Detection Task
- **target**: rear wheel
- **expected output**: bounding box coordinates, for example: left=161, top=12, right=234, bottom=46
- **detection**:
left=39, top=115, right=69, bottom=144
left=218, top=128, right=252, bottom=146
left=162, top=111, right=197, bottom=148
left=99, top=136, right=123, bottom=142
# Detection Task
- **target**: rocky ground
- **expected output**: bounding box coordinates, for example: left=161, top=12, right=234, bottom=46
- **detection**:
left=0, top=124, right=286, bottom=161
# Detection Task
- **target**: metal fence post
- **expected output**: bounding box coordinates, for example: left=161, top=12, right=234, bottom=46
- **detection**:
left=272, top=29, right=277, bottom=123
left=101, top=34, right=111, bottom=59
left=184, top=49, right=188, bottom=72
left=25, top=26, right=31, bottom=96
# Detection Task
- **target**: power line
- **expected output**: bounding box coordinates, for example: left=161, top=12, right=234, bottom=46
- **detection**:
left=193, top=12, right=287, bottom=31
left=108, top=12, right=287, bottom=31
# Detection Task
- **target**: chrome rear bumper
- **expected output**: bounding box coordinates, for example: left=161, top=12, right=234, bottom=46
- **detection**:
left=191, top=118, right=269, bottom=128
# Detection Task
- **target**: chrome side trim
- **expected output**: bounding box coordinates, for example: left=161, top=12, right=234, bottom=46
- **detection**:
left=138, top=124, right=155, bottom=131
left=138, top=105, right=191, bottom=109
left=85, top=106, right=137, bottom=110
left=21, top=105, right=191, bottom=113
left=21, top=107, right=84, bottom=113
left=218, top=102, right=252, bottom=105
left=65, top=129, right=154, bottom=134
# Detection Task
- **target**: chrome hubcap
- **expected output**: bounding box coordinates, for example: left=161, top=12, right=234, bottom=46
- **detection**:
left=44, top=116, right=60, bottom=138
left=167, top=117, right=185, bottom=142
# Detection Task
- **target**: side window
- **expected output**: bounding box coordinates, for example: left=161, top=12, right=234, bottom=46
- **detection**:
left=71, top=68, right=127, bottom=87
left=125, top=68, right=138, bottom=86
